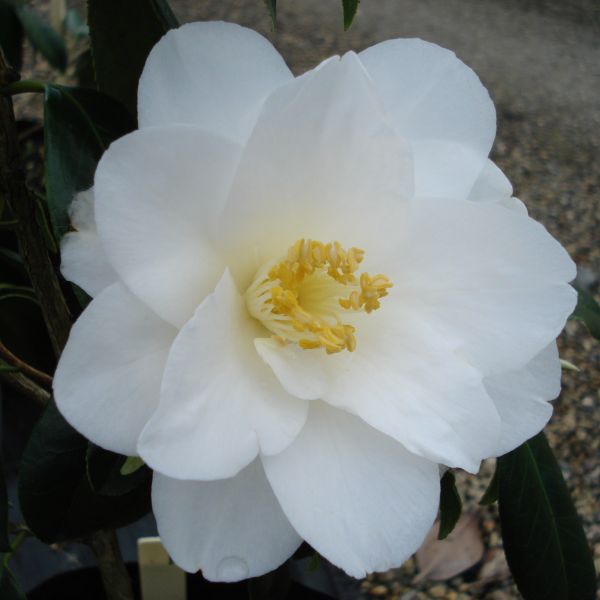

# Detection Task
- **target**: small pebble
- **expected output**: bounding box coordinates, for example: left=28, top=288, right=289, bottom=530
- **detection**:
left=369, top=585, right=388, bottom=597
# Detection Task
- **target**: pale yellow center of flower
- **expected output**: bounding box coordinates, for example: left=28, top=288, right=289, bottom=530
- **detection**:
left=245, top=239, right=393, bottom=354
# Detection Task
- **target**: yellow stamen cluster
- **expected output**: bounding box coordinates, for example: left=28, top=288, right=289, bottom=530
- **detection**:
left=339, top=272, right=394, bottom=313
left=253, top=239, right=392, bottom=354
left=269, top=285, right=358, bottom=354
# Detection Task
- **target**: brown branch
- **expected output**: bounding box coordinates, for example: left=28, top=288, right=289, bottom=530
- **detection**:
left=89, top=530, right=135, bottom=600
left=0, top=369, right=50, bottom=405
left=0, top=340, right=53, bottom=387
left=0, top=54, right=71, bottom=357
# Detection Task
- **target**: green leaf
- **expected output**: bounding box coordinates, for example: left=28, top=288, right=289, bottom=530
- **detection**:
left=0, top=454, right=9, bottom=552
left=86, top=446, right=150, bottom=496
left=18, top=401, right=151, bottom=543
left=342, top=0, right=360, bottom=30
left=88, top=0, right=178, bottom=117
left=0, top=1, right=23, bottom=71
left=438, top=471, right=462, bottom=540
left=264, top=0, right=276, bottom=29
left=14, top=3, right=66, bottom=71
left=479, top=465, right=498, bottom=506
left=0, top=568, right=26, bottom=600
left=571, top=286, right=600, bottom=340
left=120, top=456, right=145, bottom=476
left=44, top=84, right=135, bottom=238
left=498, top=432, right=596, bottom=600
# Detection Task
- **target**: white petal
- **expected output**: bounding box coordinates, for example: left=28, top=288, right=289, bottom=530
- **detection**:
left=68, top=187, right=96, bottom=230
left=262, top=403, right=440, bottom=578
left=466, top=159, right=528, bottom=214
left=138, top=22, right=293, bottom=141
left=94, top=126, right=242, bottom=327
left=54, top=283, right=177, bottom=456
left=359, top=38, right=495, bottom=199
left=254, top=338, right=328, bottom=400
left=385, top=197, right=576, bottom=375
left=410, top=141, right=489, bottom=199
left=60, top=189, right=117, bottom=297
left=323, top=311, right=500, bottom=472
left=152, top=459, right=301, bottom=580
left=467, top=159, right=513, bottom=202
left=485, top=343, right=560, bottom=456
left=137, top=270, right=308, bottom=480
left=500, top=196, right=528, bottom=215
left=218, top=51, right=412, bottom=289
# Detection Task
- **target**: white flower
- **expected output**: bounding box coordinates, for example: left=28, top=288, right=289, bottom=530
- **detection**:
left=54, top=22, right=576, bottom=581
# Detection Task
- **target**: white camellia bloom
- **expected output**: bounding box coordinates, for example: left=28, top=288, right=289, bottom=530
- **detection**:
left=54, top=22, right=576, bottom=581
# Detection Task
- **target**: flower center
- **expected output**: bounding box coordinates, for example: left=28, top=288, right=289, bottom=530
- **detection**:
left=245, top=239, right=392, bottom=354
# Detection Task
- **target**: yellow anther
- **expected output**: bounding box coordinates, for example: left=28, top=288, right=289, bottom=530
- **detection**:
left=272, top=335, right=287, bottom=346
left=299, top=339, right=322, bottom=350
left=245, top=239, right=392, bottom=354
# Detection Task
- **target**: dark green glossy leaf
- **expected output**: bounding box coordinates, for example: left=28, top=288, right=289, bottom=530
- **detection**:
left=264, top=0, right=276, bottom=29
left=479, top=465, right=498, bottom=505
left=86, top=445, right=150, bottom=497
left=342, top=0, right=360, bottom=30
left=498, top=432, right=596, bottom=600
left=88, top=0, right=178, bottom=117
left=571, top=286, right=600, bottom=340
left=14, top=3, right=66, bottom=71
left=0, top=1, right=23, bottom=71
left=0, top=454, right=9, bottom=552
left=438, top=471, right=462, bottom=540
left=0, top=568, right=26, bottom=600
left=44, top=84, right=135, bottom=238
left=18, top=401, right=151, bottom=543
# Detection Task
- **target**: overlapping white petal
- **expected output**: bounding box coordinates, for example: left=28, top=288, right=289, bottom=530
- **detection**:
left=218, top=51, right=413, bottom=288
left=262, top=403, right=440, bottom=578
left=54, top=282, right=177, bottom=456
left=138, top=21, right=293, bottom=142
left=359, top=38, right=495, bottom=199
left=94, top=125, right=242, bottom=327
left=485, top=343, right=560, bottom=456
left=322, top=310, right=501, bottom=472
left=60, top=188, right=117, bottom=297
left=383, top=197, right=576, bottom=375
left=153, top=460, right=301, bottom=580
left=468, top=159, right=513, bottom=203
left=137, top=270, right=308, bottom=480
left=254, top=338, right=328, bottom=401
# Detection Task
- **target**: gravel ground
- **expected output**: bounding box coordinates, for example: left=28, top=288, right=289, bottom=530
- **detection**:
left=12, top=1, right=600, bottom=598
